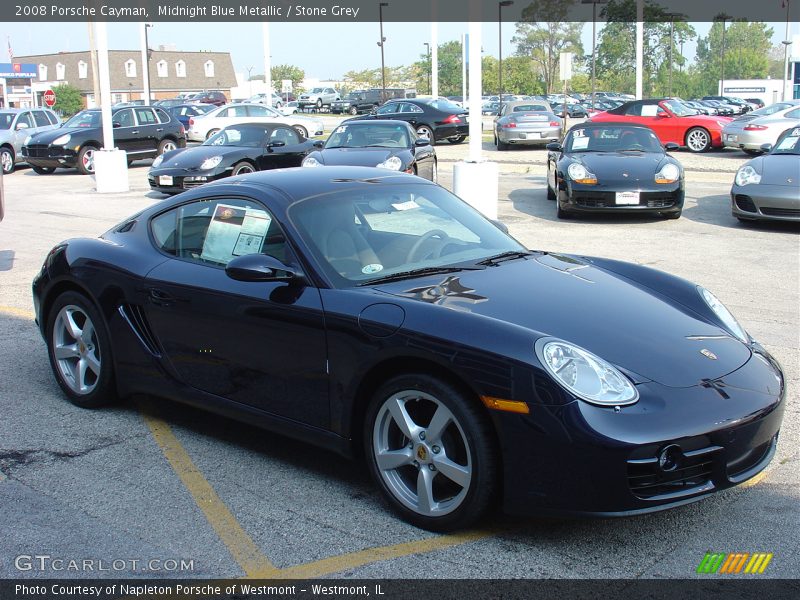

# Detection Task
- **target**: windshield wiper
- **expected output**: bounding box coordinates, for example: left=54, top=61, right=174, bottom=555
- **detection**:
left=476, top=250, right=534, bottom=266
left=357, top=265, right=484, bottom=286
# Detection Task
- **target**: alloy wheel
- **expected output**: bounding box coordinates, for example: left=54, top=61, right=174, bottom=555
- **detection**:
left=51, top=305, right=101, bottom=396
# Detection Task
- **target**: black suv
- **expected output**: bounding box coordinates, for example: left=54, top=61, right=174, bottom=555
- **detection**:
left=22, top=106, right=186, bottom=175
left=331, top=90, right=383, bottom=115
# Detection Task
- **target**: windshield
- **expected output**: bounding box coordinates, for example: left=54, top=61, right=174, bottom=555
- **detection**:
left=325, top=123, right=410, bottom=148
left=0, top=112, right=14, bottom=129
left=204, top=126, right=267, bottom=147
left=64, top=111, right=101, bottom=128
left=771, top=128, right=800, bottom=155
left=289, top=183, right=524, bottom=285
left=512, top=104, right=549, bottom=112
left=310, top=88, right=324, bottom=93
left=565, top=126, right=663, bottom=153
left=662, top=99, right=696, bottom=117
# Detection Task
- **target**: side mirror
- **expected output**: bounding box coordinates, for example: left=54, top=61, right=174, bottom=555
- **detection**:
left=491, top=219, right=509, bottom=234
left=225, top=254, right=300, bottom=282
left=112, top=122, right=121, bottom=128
left=656, top=112, right=670, bottom=118
left=760, top=143, right=773, bottom=153
left=16, top=122, right=29, bottom=131
left=664, top=142, right=680, bottom=151
left=313, top=140, right=324, bottom=148
left=546, top=142, right=562, bottom=152
left=414, top=138, right=430, bottom=147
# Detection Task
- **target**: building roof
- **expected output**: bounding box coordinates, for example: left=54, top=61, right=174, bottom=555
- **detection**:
left=13, top=50, right=237, bottom=93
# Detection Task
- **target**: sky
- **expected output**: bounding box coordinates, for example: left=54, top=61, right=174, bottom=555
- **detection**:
left=2, top=20, right=796, bottom=80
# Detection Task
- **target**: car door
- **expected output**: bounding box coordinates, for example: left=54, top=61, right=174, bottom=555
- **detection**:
left=143, top=195, right=330, bottom=427
left=110, top=108, right=141, bottom=153
left=392, top=102, right=424, bottom=128
left=134, top=107, right=161, bottom=154
left=10, top=111, right=34, bottom=154
left=258, top=126, right=308, bottom=170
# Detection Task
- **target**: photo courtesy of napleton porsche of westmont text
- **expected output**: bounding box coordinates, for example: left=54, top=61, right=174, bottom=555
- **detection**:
left=0, top=0, right=798, bottom=598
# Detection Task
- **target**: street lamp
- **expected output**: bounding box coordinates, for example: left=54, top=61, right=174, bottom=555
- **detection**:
left=782, top=40, right=793, bottom=101
left=423, top=42, right=431, bottom=94
left=715, top=14, right=733, bottom=95
left=582, top=0, right=607, bottom=110
left=378, top=2, right=388, bottom=103
left=498, top=1, right=513, bottom=106
left=664, top=12, right=684, bottom=98
left=142, top=23, right=153, bottom=105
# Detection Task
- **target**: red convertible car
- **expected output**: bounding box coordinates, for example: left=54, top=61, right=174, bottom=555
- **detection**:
left=589, top=98, right=732, bottom=153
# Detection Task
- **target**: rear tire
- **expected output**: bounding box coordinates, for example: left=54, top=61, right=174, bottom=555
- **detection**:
left=45, top=291, right=116, bottom=409
left=416, top=125, right=435, bottom=146
left=364, top=374, right=498, bottom=532
left=205, top=129, right=220, bottom=140
left=1, top=147, right=14, bottom=174
left=447, top=135, right=466, bottom=144
left=349, top=106, right=358, bottom=115
left=158, top=139, right=177, bottom=155
left=293, top=125, right=309, bottom=139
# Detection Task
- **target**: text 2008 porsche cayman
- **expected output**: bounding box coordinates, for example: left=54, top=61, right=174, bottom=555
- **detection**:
left=33, top=167, right=784, bottom=531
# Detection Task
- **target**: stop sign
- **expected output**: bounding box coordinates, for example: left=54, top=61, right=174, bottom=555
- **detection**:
left=43, top=89, right=56, bottom=107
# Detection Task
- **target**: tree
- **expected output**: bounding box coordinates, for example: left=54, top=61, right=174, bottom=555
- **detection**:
left=695, top=21, right=774, bottom=94
left=51, top=84, right=83, bottom=117
left=595, top=0, right=695, bottom=96
left=270, top=64, right=305, bottom=92
left=513, top=0, right=584, bottom=94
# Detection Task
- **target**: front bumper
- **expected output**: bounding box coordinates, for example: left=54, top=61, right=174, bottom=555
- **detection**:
left=21, top=145, right=78, bottom=169
left=731, top=184, right=800, bottom=221
left=559, top=182, right=684, bottom=215
left=148, top=168, right=229, bottom=194
left=500, top=347, right=785, bottom=516
left=497, top=127, right=561, bottom=145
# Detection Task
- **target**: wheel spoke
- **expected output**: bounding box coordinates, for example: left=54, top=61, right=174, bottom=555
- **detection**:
left=61, top=310, right=82, bottom=341
left=433, top=455, right=470, bottom=488
left=81, top=319, right=95, bottom=345
left=416, top=467, right=436, bottom=514
left=386, top=396, right=421, bottom=440
left=426, top=404, right=453, bottom=445
left=84, top=352, right=101, bottom=377
left=376, top=448, right=413, bottom=471
left=54, top=343, right=80, bottom=360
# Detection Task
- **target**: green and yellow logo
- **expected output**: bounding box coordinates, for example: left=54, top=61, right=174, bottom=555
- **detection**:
left=697, top=552, right=773, bottom=575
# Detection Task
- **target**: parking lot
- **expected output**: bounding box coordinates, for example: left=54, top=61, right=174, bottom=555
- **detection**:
left=0, top=147, right=798, bottom=580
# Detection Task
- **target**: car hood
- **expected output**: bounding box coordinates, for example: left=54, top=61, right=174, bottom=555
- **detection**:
left=153, top=146, right=245, bottom=171
left=749, top=155, right=800, bottom=187
left=28, top=126, right=90, bottom=144
left=572, top=152, right=668, bottom=184
left=376, top=254, right=750, bottom=388
left=315, top=148, right=402, bottom=166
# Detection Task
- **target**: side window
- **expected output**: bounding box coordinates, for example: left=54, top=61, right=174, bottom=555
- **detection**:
left=377, top=103, right=398, bottom=115
left=134, top=108, right=158, bottom=126
left=398, top=103, right=423, bottom=114
left=225, top=105, right=248, bottom=117
left=270, top=127, right=300, bottom=145
left=784, top=108, right=800, bottom=119
left=247, top=105, right=269, bottom=117
left=155, top=108, right=171, bottom=123
left=114, top=109, right=135, bottom=128
left=625, top=104, right=643, bottom=116
left=46, top=110, right=59, bottom=125
left=150, top=198, right=289, bottom=266
left=16, top=112, right=34, bottom=129
left=33, top=111, right=51, bottom=127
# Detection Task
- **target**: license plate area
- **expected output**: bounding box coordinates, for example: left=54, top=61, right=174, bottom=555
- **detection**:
left=159, top=175, right=173, bottom=186
left=615, top=191, right=640, bottom=205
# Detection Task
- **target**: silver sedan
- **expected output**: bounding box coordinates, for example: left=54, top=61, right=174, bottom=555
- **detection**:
left=731, top=126, right=800, bottom=223
left=723, top=100, right=800, bottom=155
left=494, top=101, right=562, bottom=150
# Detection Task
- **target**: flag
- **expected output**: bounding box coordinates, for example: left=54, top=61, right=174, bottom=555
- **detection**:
left=7, top=37, right=12, bottom=61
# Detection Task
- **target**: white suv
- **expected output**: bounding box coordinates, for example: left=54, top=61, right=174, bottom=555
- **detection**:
left=298, top=87, right=340, bottom=110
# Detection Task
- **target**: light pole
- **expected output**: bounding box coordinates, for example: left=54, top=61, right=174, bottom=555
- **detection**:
left=247, top=66, right=253, bottom=98
left=423, top=42, right=431, bottom=94
left=498, top=1, right=513, bottom=106
left=665, top=13, right=683, bottom=98
left=782, top=0, right=792, bottom=101
left=582, top=0, right=607, bottom=110
left=140, top=23, right=152, bottom=105
left=716, top=14, right=732, bottom=95
left=378, top=2, right=388, bottom=103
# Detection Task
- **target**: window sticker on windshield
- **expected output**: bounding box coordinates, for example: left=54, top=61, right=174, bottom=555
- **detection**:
left=574, top=129, right=587, bottom=137
left=391, top=199, right=420, bottom=211
left=362, top=263, right=384, bottom=274
left=334, top=126, right=347, bottom=134
left=776, top=135, right=799, bottom=150
left=571, top=136, right=589, bottom=150
left=200, top=204, right=271, bottom=264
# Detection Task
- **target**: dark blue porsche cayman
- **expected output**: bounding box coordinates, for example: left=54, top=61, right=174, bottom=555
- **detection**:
left=33, top=167, right=784, bottom=531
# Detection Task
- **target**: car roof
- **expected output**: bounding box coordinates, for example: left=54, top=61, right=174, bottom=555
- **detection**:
left=0, top=107, right=53, bottom=113
left=567, top=121, right=658, bottom=133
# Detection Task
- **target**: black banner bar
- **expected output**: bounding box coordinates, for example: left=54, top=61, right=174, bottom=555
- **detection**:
left=2, top=0, right=796, bottom=23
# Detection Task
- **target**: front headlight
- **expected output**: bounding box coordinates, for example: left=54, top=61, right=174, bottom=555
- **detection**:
left=698, top=287, right=748, bottom=343
left=567, top=163, right=598, bottom=185
left=535, top=339, right=639, bottom=406
left=376, top=156, right=403, bottom=171
left=655, top=163, right=680, bottom=184
left=302, top=156, right=321, bottom=167
left=52, top=134, right=71, bottom=146
left=24, top=135, right=32, bottom=145
left=200, top=156, right=223, bottom=170
left=735, top=165, right=761, bottom=186
left=151, top=155, right=163, bottom=168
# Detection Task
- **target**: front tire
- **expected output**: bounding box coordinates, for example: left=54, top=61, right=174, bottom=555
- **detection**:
left=349, top=106, right=358, bottom=115
left=76, top=146, right=97, bottom=175
left=685, top=127, right=711, bottom=153
left=416, top=125, right=435, bottom=145
left=46, top=291, right=116, bottom=408
left=1, top=147, right=14, bottom=174
left=205, top=129, right=220, bottom=140
left=364, top=374, right=498, bottom=531
left=232, top=161, right=255, bottom=176
left=32, top=165, right=56, bottom=175
left=293, top=125, right=309, bottom=139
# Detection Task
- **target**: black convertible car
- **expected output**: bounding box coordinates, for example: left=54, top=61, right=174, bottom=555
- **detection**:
left=148, top=123, right=319, bottom=194
left=34, top=167, right=784, bottom=531
left=302, top=120, right=437, bottom=182
left=547, top=123, right=685, bottom=219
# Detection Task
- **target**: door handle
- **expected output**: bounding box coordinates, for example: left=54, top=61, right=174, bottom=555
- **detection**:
left=148, top=288, right=175, bottom=306
left=156, top=128, right=164, bottom=132
left=131, top=130, right=139, bottom=134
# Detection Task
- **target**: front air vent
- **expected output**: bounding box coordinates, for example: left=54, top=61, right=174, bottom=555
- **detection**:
left=118, top=304, right=161, bottom=356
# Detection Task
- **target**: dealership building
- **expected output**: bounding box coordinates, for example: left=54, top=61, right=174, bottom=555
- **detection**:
left=718, top=34, right=800, bottom=104
left=4, top=47, right=237, bottom=108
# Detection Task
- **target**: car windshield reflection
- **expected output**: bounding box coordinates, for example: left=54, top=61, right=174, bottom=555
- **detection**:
left=325, top=124, right=410, bottom=149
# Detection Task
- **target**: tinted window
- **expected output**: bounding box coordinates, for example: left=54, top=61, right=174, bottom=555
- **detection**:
left=33, top=111, right=51, bottom=127
left=135, top=108, right=158, bottom=125
left=784, top=108, right=800, bottom=119
left=221, top=106, right=248, bottom=117
left=376, top=103, right=399, bottom=115
left=398, top=103, right=423, bottom=114
left=16, top=112, right=34, bottom=129
left=114, top=109, right=135, bottom=127
left=151, top=198, right=288, bottom=266
left=270, top=127, right=300, bottom=145
left=154, top=108, right=171, bottom=123
left=512, top=104, right=548, bottom=112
